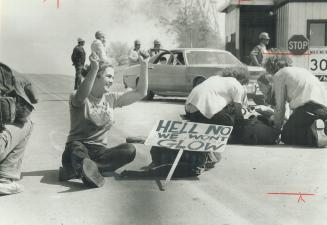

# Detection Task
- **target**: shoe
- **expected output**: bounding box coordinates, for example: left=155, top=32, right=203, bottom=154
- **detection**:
left=81, top=158, right=104, bottom=188
left=58, top=166, right=79, bottom=181
left=313, top=119, right=327, bottom=148
left=0, top=178, right=24, bottom=195
left=126, top=136, right=146, bottom=144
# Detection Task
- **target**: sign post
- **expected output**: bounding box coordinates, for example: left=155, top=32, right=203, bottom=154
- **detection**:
left=288, top=35, right=309, bottom=55
left=144, top=120, right=233, bottom=189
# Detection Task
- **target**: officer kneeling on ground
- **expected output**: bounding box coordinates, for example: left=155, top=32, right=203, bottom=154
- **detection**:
left=264, top=50, right=327, bottom=147
left=144, top=67, right=250, bottom=178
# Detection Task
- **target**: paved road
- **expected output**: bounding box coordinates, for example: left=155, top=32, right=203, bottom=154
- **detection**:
left=0, top=74, right=326, bottom=225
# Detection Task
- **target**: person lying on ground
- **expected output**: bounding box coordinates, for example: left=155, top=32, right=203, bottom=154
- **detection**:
left=59, top=52, right=149, bottom=188
left=264, top=50, right=327, bottom=147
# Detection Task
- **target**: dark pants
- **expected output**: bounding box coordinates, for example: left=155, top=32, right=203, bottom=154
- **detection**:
left=74, top=65, right=83, bottom=90
left=281, top=102, right=327, bottom=146
left=62, top=141, right=136, bottom=175
left=187, top=106, right=235, bottom=126
left=187, top=104, right=243, bottom=139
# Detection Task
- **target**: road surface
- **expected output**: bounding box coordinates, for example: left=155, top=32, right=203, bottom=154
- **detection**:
left=0, top=73, right=326, bottom=225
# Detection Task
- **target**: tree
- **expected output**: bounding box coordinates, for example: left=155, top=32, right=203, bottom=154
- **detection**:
left=160, top=0, right=223, bottom=48
left=108, top=41, right=129, bottom=66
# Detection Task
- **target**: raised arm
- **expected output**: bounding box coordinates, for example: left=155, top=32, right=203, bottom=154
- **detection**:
left=115, top=53, right=149, bottom=106
left=72, top=54, right=99, bottom=106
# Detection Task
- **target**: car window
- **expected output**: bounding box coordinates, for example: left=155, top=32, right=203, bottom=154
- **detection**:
left=174, top=52, right=185, bottom=65
left=153, top=53, right=171, bottom=65
left=186, top=51, right=242, bottom=66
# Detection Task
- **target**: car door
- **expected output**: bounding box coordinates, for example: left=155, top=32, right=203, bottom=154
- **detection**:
left=149, top=52, right=188, bottom=92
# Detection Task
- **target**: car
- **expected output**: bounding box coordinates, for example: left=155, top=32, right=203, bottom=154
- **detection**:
left=123, top=48, right=266, bottom=100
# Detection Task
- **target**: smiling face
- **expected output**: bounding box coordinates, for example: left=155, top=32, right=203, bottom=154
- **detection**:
left=92, top=67, right=115, bottom=94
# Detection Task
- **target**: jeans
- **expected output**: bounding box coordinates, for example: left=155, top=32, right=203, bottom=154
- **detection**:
left=281, top=102, right=327, bottom=146
left=74, top=65, right=83, bottom=90
left=62, top=141, right=136, bottom=175
left=0, top=120, right=33, bottom=180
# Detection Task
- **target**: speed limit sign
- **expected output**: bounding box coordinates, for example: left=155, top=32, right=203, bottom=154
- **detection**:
left=309, top=47, right=327, bottom=81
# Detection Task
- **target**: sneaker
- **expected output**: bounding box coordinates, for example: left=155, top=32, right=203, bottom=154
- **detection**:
left=58, top=166, right=79, bottom=181
left=0, top=178, right=24, bottom=195
left=313, top=119, right=327, bottom=148
left=81, top=158, right=104, bottom=188
left=126, top=136, right=146, bottom=144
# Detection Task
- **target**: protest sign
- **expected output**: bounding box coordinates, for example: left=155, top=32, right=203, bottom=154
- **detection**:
left=144, top=120, right=233, bottom=153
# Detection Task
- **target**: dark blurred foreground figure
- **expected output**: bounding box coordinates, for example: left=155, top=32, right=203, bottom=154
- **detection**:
left=147, top=67, right=249, bottom=177
left=0, top=63, right=38, bottom=195
left=265, top=51, right=327, bottom=147
left=71, top=38, right=86, bottom=90
left=60, top=52, right=149, bottom=188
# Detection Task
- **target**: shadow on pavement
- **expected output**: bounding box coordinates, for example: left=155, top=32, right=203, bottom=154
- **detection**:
left=142, top=98, right=186, bottom=105
left=21, top=169, right=90, bottom=193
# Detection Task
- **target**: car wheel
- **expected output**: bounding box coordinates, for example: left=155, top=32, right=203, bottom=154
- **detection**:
left=143, top=91, right=154, bottom=101
left=193, top=77, right=206, bottom=88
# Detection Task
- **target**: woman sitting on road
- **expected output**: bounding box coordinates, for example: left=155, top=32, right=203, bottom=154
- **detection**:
left=59, top=53, right=149, bottom=188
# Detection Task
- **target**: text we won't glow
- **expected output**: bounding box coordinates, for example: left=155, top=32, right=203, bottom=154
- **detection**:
left=153, top=120, right=232, bottom=152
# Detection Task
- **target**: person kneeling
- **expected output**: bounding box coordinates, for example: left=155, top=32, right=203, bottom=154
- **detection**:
left=265, top=51, right=327, bottom=147
left=148, top=67, right=249, bottom=177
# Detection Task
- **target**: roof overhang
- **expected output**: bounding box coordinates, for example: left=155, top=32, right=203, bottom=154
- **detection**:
left=221, top=0, right=327, bottom=12
left=221, top=0, right=274, bottom=12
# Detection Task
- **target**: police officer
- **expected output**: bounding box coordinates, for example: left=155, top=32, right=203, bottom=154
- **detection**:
left=250, top=32, right=270, bottom=67
left=71, top=38, right=86, bottom=90
left=148, top=40, right=161, bottom=57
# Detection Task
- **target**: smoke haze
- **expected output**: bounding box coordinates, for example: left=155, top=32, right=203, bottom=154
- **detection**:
left=0, top=0, right=225, bottom=75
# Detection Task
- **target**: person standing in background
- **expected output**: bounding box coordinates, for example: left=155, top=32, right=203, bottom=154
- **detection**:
left=91, top=31, right=109, bottom=64
left=128, top=40, right=141, bottom=66
left=71, top=38, right=86, bottom=90
left=250, top=32, right=270, bottom=67
left=148, top=40, right=161, bottom=57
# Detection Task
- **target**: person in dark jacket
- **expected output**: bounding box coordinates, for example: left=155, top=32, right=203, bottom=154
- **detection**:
left=0, top=64, right=38, bottom=195
left=71, top=38, right=86, bottom=90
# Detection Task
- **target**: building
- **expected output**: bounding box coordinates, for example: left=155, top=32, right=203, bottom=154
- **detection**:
left=221, top=0, right=327, bottom=69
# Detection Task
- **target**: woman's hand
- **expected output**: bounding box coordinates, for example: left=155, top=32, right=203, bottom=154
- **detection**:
left=89, top=53, right=100, bottom=70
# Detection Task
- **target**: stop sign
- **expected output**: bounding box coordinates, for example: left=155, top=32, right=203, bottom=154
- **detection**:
left=288, top=35, right=309, bottom=55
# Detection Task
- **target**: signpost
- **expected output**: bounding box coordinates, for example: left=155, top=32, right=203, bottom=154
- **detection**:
left=145, top=120, right=233, bottom=189
left=288, top=35, right=309, bottom=55
left=309, top=47, right=327, bottom=81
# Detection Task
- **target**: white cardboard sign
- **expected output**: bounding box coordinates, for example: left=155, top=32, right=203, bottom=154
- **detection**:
left=144, top=120, right=233, bottom=152
left=309, top=47, right=327, bottom=81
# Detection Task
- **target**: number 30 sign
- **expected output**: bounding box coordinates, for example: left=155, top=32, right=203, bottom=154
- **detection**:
left=309, top=47, right=327, bottom=81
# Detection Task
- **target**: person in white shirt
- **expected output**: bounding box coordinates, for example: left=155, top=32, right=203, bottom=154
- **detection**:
left=265, top=52, right=327, bottom=147
left=185, top=67, right=249, bottom=127
left=91, top=31, right=108, bottom=63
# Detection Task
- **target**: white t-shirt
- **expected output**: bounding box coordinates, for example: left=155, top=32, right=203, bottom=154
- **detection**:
left=185, top=76, right=245, bottom=119
left=273, top=67, right=327, bottom=128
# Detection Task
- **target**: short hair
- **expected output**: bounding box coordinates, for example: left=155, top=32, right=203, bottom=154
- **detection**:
left=264, top=49, right=292, bottom=75
left=95, top=31, right=104, bottom=39
left=257, top=72, right=271, bottom=85
left=222, top=67, right=249, bottom=85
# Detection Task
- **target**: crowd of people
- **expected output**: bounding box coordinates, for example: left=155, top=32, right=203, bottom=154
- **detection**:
left=1, top=29, right=327, bottom=195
